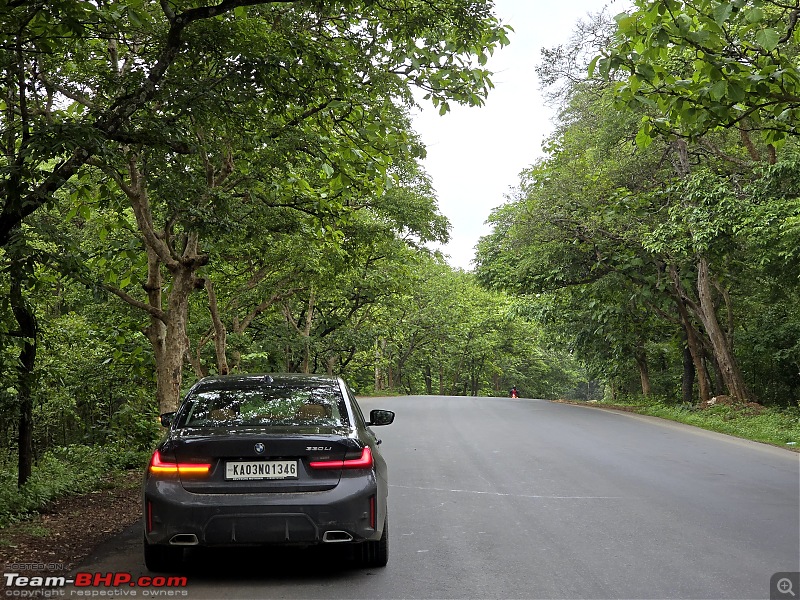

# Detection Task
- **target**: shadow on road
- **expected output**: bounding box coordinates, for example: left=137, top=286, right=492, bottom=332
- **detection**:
left=175, top=544, right=368, bottom=582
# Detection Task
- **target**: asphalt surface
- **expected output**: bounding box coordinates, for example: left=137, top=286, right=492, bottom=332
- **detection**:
left=70, top=396, right=799, bottom=599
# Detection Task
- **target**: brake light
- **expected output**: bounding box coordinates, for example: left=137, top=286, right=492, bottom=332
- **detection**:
left=309, top=446, right=373, bottom=470
left=149, top=450, right=211, bottom=476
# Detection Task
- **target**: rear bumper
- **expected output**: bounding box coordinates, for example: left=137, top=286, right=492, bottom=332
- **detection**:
left=143, top=473, right=385, bottom=547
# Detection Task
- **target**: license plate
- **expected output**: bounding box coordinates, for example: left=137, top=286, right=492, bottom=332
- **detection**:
left=225, top=460, right=298, bottom=480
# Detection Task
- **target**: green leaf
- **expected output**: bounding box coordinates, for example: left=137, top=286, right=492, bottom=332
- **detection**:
left=712, top=3, right=733, bottom=26
left=727, top=81, right=746, bottom=102
left=687, top=30, right=711, bottom=44
left=588, top=55, right=600, bottom=78
left=745, top=7, right=765, bottom=24
left=755, top=28, right=780, bottom=51
left=709, top=79, right=727, bottom=101
left=127, top=8, right=146, bottom=27
left=636, top=63, right=656, bottom=81
left=635, top=127, right=653, bottom=149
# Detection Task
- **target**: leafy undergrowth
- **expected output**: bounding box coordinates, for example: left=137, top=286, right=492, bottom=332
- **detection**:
left=570, top=396, right=800, bottom=449
left=0, top=444, right=149, bottom=528
left=0, top=469, right=142, bottom=591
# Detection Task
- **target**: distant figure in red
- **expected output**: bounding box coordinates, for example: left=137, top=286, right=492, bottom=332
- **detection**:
left=510, top=386, right=518, bottom=398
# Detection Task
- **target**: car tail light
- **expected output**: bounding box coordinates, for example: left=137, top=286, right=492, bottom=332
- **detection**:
left=309, top=446, right=373, bottom=470
left=149, top=450, right=211, bottom=476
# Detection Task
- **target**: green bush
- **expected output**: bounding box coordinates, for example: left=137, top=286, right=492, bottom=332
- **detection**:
left=0, top=444, right=149, bottom=528
left=110, top=400, right=161, bottom=452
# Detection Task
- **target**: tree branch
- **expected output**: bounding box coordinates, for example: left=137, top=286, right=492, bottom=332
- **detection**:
left=34, top=73, right=95, bottom=109
left=104, top=283, right=168, bottom=322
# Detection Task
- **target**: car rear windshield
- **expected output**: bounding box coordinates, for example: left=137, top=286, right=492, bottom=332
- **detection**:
left=177, top=382, right=349, bottom=428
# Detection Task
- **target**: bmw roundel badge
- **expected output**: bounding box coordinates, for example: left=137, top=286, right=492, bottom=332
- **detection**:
left=254, top=443, right=265, bottom=454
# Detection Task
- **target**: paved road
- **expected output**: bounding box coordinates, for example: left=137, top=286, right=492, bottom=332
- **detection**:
left=72, top=396, right=799, bottom=599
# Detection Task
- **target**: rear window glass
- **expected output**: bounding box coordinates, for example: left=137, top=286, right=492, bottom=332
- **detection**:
left=176, top=382, right=348, bottom=428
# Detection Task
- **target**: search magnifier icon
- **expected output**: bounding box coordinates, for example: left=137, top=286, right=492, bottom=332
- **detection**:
left=778, top=578, right=796, bottom=597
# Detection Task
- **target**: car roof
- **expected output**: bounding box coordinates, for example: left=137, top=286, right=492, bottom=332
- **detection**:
left=190, top=373, right=340, bottom=393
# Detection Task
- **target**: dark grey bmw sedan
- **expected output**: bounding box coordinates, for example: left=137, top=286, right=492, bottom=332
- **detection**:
left=143, top=373, right=394, bottom=572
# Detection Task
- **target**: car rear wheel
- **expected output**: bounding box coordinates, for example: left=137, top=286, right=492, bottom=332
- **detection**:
left=143, top=538, right=184, bottom=572
left=359, top=516, right=388, bottom=567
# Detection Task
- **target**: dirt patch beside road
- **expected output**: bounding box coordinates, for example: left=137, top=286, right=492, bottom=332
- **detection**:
left=0, top=470, right=142, bottom=591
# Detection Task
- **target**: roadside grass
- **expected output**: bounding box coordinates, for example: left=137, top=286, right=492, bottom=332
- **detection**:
left=0, top=444, right=149, bottom=528
left=587, top=396, right=800, bottom=449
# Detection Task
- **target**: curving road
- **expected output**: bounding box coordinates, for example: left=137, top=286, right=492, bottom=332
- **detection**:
left=72, top=396, right=799, bottom=599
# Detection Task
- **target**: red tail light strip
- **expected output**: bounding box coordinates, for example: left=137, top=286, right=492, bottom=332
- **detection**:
left=369, top=494, right=376, bottom=529
left=149, top=450, right=211, bottom=476
left=309, top=446, right=373, bottom=470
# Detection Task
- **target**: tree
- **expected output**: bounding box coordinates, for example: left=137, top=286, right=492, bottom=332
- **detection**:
left=4, top=0, right=510, bottom=415
left=594, top=0, right=800, bottom=400
left=597, top=0, right=800, bottom=147
left=0, top=0, right=510, bottom=245
left=477, top=5, right=800, bottom=406
left=0, top=0, right=511, bottom=484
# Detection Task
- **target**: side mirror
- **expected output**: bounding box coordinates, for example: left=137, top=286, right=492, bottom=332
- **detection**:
left=368, top=409, right=395, bottom=427
left=160, top=412, right=176, bottom=428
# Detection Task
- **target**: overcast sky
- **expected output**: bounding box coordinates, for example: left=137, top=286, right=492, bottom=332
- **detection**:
left=412, top=0, right=621, bottom=270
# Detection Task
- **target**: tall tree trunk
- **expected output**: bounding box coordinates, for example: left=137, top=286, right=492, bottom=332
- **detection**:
left=424, top=364, right=433, bottom=395
left=205, top=280, right=229, bottom=375
left=302, top=291, right=315, bottom=374
left=670, top=264, right=712, bottom=403
left=695, top=257, right=751, bottom=401
left=668, top=141, right=750, bottom=401
left=6, top=53, right=37, bottom=487
left=283, top=290, right=316, bottom=374
left=681, top=340, right=695, bottom=405
left=143, top=245, right=168, bottom=405
left=158, top=266, right=199, bottom=413
left=142, top=254, right=202, bottom=414
left=9, top=248, right=37, bottom=488
left=374, top=339, right=384, bottom=391
left=325, top=354, right=337, bottom=376
left=706, top=349, right=725, bottom=397
left=106, top=155, right=208, bottom=415
left=634, top=345, right=651, bottom=397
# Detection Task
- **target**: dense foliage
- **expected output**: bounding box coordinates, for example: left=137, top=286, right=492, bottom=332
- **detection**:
left=476, top=3, right=800, bottom=409
left=0, top=0, right=583, bottom=504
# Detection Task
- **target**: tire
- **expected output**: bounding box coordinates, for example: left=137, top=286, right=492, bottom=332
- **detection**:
left=143, top=538, right=184, bottom=572
left=359, top=516, right=388, bottom=568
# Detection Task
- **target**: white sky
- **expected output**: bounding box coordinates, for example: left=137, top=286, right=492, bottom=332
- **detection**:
left=413, top=0, right=621, bottom=270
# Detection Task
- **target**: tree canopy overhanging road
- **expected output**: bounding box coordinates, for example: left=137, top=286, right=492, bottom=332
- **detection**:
left=1, top=0, right=800, bottom=545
